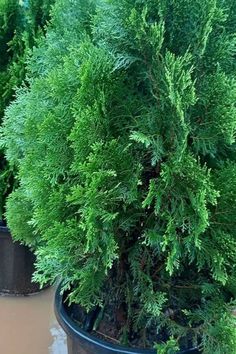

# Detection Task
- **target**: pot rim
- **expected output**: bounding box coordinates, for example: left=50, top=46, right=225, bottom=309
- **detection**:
left=54, top=283, right=199, bottom=354
left=0, top=226, right=9, bottom=233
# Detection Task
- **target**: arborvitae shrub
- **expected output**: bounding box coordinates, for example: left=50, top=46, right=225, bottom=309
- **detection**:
left=0, top=0, right=53, bottom=220
left=2, top=0, right=236, bottom=352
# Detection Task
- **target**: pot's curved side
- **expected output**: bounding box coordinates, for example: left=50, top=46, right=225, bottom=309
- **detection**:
left=0, top=226, right=42, bottom=295
left=55, top=284, right=200, bottom=354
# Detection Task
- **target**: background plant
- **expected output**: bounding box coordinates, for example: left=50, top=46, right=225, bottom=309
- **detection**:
left=2, top=0, right=236, bottom=352
left=0, top=0, right=53, bottom=220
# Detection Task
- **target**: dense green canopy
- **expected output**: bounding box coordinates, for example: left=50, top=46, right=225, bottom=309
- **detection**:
left=0, top=0, right=53, bottom=219
left=2, top=0, right=236, bottom=352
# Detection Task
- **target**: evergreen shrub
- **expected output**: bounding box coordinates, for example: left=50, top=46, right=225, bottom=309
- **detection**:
left=0, top=0, right=53, bottom=220
left=2, top=0, right=236, bottom=352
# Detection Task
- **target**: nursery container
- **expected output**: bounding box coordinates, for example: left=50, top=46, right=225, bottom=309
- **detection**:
left=55, top=284, right=200, bottom=354
left=0, top=225, right=42, bottom=295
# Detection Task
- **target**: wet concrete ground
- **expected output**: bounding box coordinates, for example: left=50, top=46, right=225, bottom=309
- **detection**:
left=0, top=286, right=68, bottom=354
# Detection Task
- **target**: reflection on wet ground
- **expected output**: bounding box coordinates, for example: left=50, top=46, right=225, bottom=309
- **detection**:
left=0, top=286, right=67, bottom=354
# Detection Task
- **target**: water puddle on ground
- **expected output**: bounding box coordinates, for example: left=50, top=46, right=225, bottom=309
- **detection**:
left=0, top=286, right=68, bottom=354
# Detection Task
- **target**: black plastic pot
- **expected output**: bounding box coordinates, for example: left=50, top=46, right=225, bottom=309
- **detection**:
left=55, top=284, right=200, bottom=354
left=0, top=226, right=42, bottom=295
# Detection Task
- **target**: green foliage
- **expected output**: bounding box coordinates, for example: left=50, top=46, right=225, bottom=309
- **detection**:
left=154, top=337, right=180, bottom=354
left=2, top=0, right=236, bottom=352
left=0, top=0, right=54, bottom=220
left=5, top=187, right=38, bottom=246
